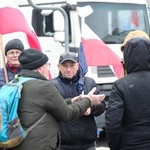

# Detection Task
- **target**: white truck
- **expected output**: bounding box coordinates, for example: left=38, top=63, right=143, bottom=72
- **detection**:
left=14, top=0, right=150, bottom=129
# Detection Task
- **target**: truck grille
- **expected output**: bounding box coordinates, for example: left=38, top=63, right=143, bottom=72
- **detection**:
left=97, top=66, right=115, bottom=77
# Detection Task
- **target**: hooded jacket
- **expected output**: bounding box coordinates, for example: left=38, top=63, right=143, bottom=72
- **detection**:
left=105, top=37, right=150, bottom=150
left=51, top=72, right=105, bottom=150
left=7, top=69, right=92, bottom=150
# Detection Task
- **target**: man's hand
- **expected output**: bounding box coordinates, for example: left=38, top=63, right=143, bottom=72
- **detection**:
left=84, top=107, right=91, bottom=116
left=81, top=87, right=105, bottom=106
left=71, top=95, right=81, bottom=103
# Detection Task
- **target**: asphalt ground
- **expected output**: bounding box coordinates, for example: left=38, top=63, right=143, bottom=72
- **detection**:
left=96, top=130, right=110, bottom=150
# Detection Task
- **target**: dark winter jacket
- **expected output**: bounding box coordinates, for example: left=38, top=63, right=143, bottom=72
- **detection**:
left=7, top=69, right=92, bottom=150
left=0, top=64, right=21, bottom=88
left=105, top=37, right=150, bottom=150
left=51, top=72, right=105, bottom=150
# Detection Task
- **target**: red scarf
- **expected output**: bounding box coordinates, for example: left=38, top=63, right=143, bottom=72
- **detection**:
left=7, top=62, right=20, bottom=73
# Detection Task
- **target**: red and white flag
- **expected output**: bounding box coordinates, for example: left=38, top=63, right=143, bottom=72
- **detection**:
left=81, top=22, right=123, bottom=78
left=0, top=1, right=53, bottom=80
left=131, top=10, right=139, bottom=27
left=0, top=0, right=41, bottom=50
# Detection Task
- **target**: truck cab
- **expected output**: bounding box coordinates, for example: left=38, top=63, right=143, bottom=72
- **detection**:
left=16, top=0, right=150, bottom=129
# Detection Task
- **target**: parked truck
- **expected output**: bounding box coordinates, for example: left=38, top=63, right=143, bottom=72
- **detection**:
left=14, top=0, right=150, bottom=130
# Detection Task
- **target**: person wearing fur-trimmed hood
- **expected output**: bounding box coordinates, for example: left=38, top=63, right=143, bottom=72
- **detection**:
left=105, top=34, right=150, bottom=150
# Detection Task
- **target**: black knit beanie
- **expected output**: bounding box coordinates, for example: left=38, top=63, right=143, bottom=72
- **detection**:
left=19, top=48, right=49, bottom=70
left=5, top=39, right=24, bottom=55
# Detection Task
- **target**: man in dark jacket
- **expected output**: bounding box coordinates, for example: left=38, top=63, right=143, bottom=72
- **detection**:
left=105, top=36, right=150, bottom=150
left=51, top=52, right=106, bottom=150
left=0, top=39, right=24, bottom=88
left=8, top=48, right=105, bottom=150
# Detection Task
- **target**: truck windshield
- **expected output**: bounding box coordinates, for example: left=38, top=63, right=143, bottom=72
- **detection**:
left=77, top=2, right=149, bottom=44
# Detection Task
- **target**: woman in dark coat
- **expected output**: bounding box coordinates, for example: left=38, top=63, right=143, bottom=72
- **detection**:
left=105, top=37, right=150, bottom=150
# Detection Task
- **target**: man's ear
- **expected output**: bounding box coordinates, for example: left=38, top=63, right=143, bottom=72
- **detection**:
left=37, top=67, right=42, bottom=73
left=57, top=64, right=61, bottom=70
left=77, top=62, right=80, bottom=68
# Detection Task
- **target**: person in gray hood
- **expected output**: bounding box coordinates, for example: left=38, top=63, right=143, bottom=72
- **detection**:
left=105, top=37, right=150, bottom=150
left=7, top=48, right=105, bottom=150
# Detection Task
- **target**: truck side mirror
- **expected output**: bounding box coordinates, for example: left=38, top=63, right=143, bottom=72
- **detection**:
left=53, top=10, right=65, bottom=42
left=53, top=10, right=64, bottom=31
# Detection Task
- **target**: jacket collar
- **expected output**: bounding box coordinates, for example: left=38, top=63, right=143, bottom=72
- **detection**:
left=20, top=69, right=48, bottom=80
left=58, top=71, right=79, bottom=84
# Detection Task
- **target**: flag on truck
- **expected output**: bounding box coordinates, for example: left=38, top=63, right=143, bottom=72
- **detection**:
left=81, top=22, right=123, bottom=79
left=77, top=42, right=88, bottom=94
left=0, top=0, right=41, bottom=50
left=0, top=0, right=52, bottom=80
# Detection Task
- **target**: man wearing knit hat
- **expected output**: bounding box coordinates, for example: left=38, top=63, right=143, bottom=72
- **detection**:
left=7, top=48, right=105, bottom=150
left=0, top=39, right=24, bottom=88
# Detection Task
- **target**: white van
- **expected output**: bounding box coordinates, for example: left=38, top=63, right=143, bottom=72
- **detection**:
left=15, top=0, right=150, bottom=129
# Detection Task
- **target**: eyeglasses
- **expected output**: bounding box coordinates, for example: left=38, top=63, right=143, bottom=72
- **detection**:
left=7, top=51, right=21, bottom=56
left=46, top=62, right=51, bottom=67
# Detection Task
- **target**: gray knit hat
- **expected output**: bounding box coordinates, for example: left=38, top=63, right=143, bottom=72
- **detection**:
left=5, top=39, right=24, bottom=55
left=19, top=48, right=48, bottom=70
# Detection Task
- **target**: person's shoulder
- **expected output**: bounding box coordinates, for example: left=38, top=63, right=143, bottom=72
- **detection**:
left=31, top=79, right=56, bottom=90
left=51, top=76, right=60, bottom=85
left=51, top=76, right=58, bottom=81
left=0, top=67, right=4, bottom=71
left=113, top=75, right=129, bottom=89
left=0, top=67, right=4, bottom=74
left=84, top=76, right=95, bottom=82
left=84, top=76, right=96, bottom=87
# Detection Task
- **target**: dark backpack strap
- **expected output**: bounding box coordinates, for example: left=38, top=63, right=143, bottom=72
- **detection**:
left=26, top=113, right=47, bottom=133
